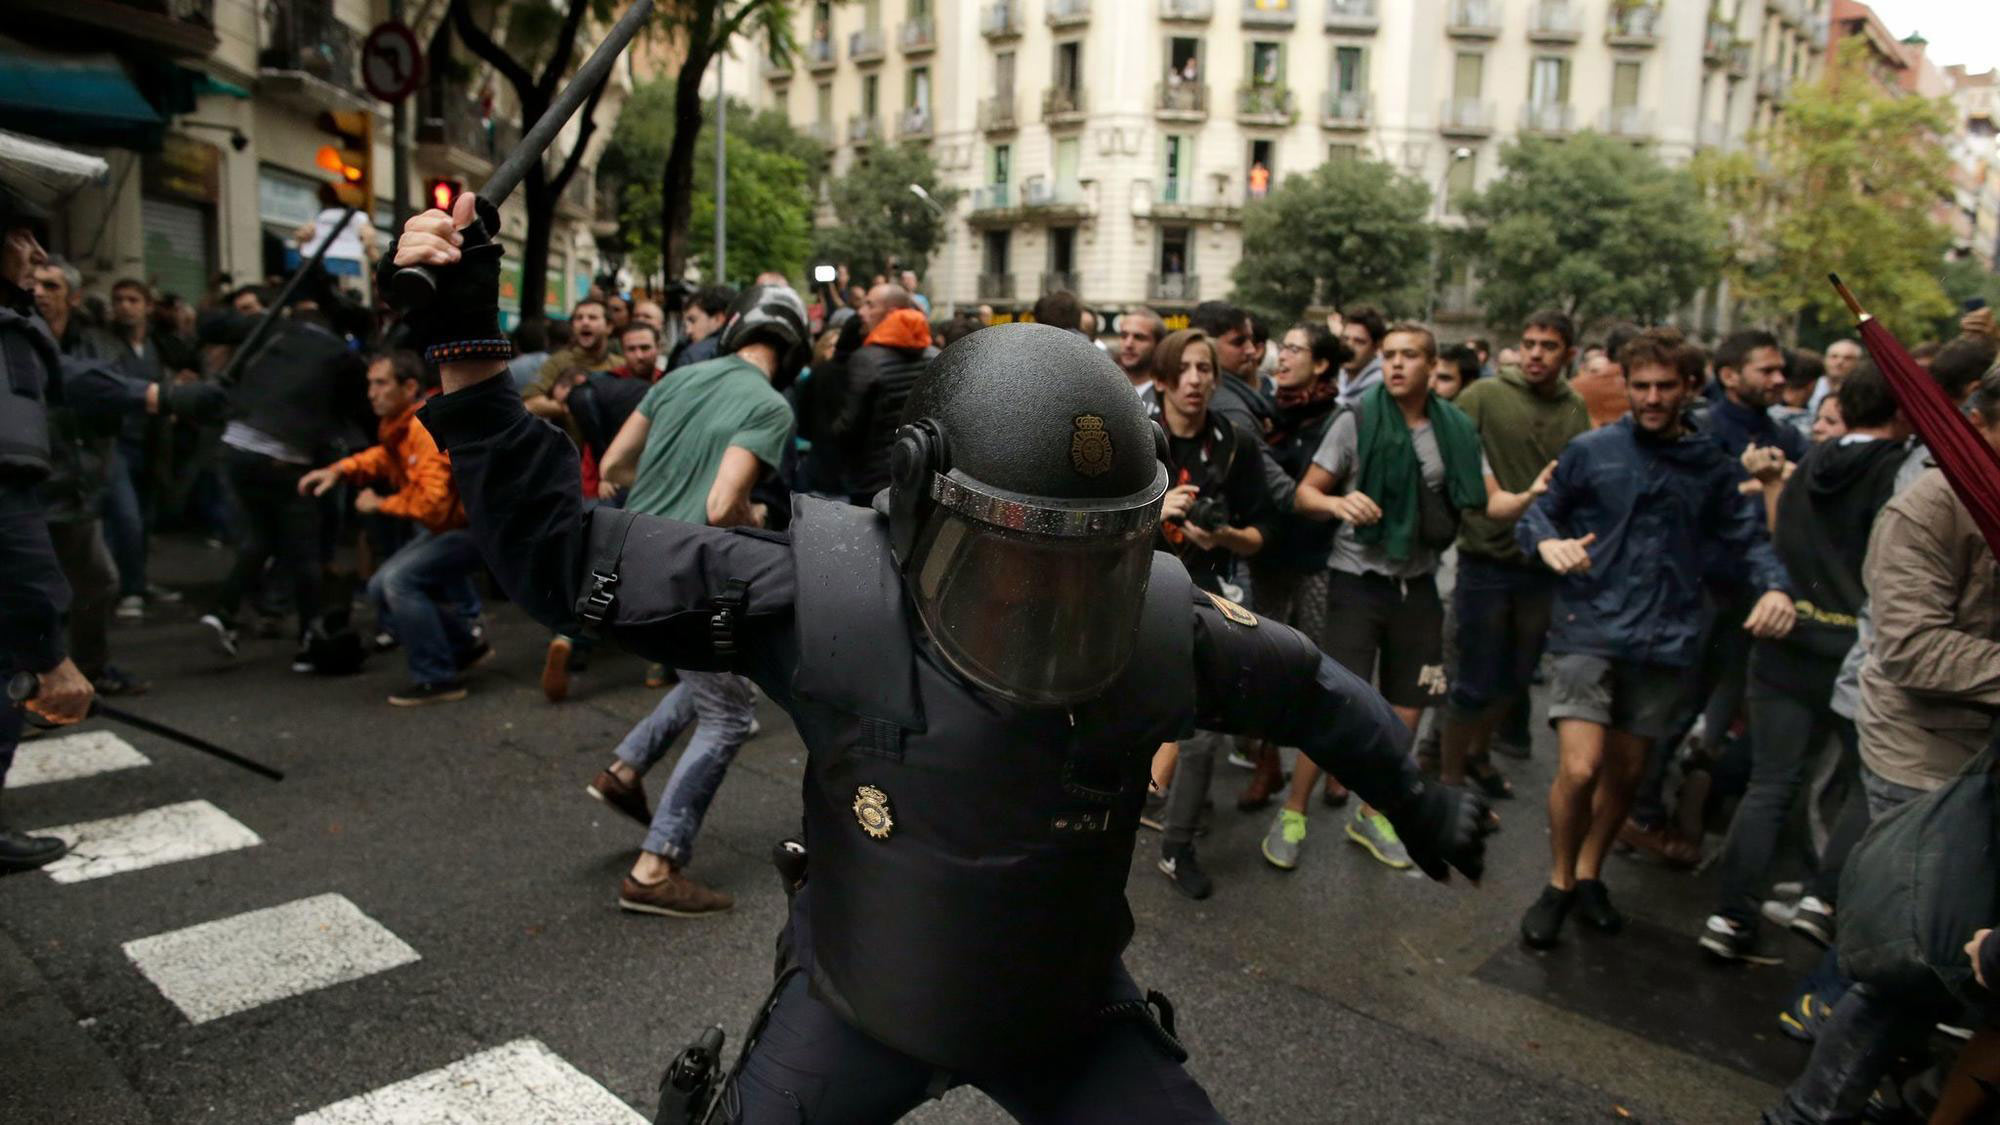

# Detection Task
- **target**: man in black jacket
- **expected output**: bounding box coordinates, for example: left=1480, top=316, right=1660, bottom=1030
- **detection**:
left=825, top=283, right=936, bottom=504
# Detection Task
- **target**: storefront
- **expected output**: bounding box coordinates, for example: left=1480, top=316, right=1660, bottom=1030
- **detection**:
left=140, top=132, right=220, bottom=303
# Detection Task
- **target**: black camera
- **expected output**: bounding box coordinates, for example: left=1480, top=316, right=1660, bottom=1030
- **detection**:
left=1168, top=496, right=1228, bottom=533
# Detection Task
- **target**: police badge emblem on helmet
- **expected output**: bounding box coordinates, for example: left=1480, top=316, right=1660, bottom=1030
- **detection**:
left=853, top=785, right=895, bottom=839
left=1071, top=414, right=1113, bottom=477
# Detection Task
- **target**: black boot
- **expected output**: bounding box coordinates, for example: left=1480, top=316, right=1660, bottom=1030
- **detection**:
left=0, top=826, right=68, bottom=874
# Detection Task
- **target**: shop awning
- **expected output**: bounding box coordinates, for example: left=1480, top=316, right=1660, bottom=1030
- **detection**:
left=0, top=128, right=110, bottom=212
left=0, top=35, right=163, bottom=149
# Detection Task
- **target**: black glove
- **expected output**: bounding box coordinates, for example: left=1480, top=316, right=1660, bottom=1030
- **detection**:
left=1384, top=780, right=1492, bottom=884
left=161, top=381, right=229, bottom=423
left=375, top=196, right=504, bottom=354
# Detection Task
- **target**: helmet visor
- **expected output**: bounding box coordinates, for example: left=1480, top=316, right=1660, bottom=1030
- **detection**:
left=910, top=495, right=1160, bottom=707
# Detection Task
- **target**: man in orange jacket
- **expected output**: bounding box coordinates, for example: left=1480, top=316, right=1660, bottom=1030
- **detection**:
left=298, top=351, right=489, bottom=705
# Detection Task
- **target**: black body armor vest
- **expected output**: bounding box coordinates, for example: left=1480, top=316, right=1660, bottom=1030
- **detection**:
left=784, top=497, right=1196, bottom=1075
left=0, top=306, right=56, bottom=483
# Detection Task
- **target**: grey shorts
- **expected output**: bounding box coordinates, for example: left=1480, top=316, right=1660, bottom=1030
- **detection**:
left=1545, top=653, right=1682, bottom=740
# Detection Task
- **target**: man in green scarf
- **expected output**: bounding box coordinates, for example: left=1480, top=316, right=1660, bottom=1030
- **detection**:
left=1273, top=323, right=1488, bottom=872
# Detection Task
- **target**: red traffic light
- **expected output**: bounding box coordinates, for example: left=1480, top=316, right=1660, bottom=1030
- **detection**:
left=427, top=178, right=462, bottom=212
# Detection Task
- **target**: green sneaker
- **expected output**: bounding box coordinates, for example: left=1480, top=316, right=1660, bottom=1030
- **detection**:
left=1262, top=809, right=1308, bottom=871
left=1345, top=807, right=1412, bottom=870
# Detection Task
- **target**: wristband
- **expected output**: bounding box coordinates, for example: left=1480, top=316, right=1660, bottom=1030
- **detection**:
left=424, top=338, right=516, bottom=367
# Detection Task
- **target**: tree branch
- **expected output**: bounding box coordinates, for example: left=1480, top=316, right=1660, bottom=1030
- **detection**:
left=539, top=0, right=593, bottom=104
left=709, top=0, right=775, bottom=57
left=549, top=72, right=611, bottom=198
left=448, top=0, right=535, bottom=100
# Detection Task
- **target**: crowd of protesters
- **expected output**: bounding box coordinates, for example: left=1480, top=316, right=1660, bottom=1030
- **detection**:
left=7, top=203, right=2000, bottom=1121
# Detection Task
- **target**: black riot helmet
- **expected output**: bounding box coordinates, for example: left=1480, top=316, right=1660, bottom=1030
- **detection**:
left=717, top=283, right=810, bottom=388
left=888, top=323, right=1169, bottom=706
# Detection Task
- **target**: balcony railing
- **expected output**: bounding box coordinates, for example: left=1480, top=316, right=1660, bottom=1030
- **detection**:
left=982, top=1, right=1023, bottom=37
left=762, top=54, right=792, bottom=80
left=1527, top=0, right=1580, bottom=43
left=849, top=27, right=885, bottom=64
left=1236, top=85, right=1297, bottom=124
left=1156, top=81, right=1209, bottom=120
left=1606, top=2, right=1660, bottom=46
left=1325, top=0, right=1378, bottom=32
left=259, top=0, right=363, bottom=98
left=1040, top=271, right=1082, bottom=296
left=1601, top=105, right=1651, bottom=137
left=899, top=106, right=934, bottom=139
left=1046, top=0, right=1090, bottom=29
left=1757, top=67, right=1789, bottom=101
left=807, top=121, right=835, bottom=149
left=847, top=115, right=882, bottom=146
left=14, top=0, right=220, bottom=56
left=979, top=96, right=1019, bottom=132
left=805, top=35, right=837, bottom=70
left=1043, top=86, right=1088, bottom=126
left=970, top=184, right=1013, bottom=212
left=1703, top=18, right=1732, bottom=63
left=1022, top=178, right=1087, bottom=209
left=1729, top=44, right=1752, bottom=78
left=978, top=273, right=1015, bottom=300
left=1446, top=0, right=1501, bottom=37
left=1322, top=90, right=1371, bottom=128
left=1241, top=0, right=1295, bottom=28
left=1149, top=273, right=1200, bottom=302
left=900, top=18, right=935, bottom=53
left=1438, top=97, right=1494, bottom=135
left=1774, top=0, right=1803, bottom=28
left=417, top=96, right=523, bottom=165
left=1805, top=13, right=1829, bottom=47
left=1519, top=101, right=1574, bottom=135
left=1160, top=0, right=1213, bottom=20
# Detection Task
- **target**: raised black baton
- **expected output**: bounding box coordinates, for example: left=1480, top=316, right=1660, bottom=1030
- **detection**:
left=391, top=0, right=657, bottom=309
left=8, top=671, right=285, bottom=782
left=213, top=204, right=358, bottom=389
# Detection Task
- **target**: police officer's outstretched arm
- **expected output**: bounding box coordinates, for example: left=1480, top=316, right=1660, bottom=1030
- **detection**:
left=1190, top=596, right=1492, bottom=882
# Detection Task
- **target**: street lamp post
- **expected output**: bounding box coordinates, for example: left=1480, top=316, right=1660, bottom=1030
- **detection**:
left=909, top=182, right=954, bottom=317
left=1426, top=146, right=1473, bottom=323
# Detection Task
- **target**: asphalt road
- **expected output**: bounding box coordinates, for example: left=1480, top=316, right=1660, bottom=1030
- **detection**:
left=0, top=541, right=1822, bottom=1124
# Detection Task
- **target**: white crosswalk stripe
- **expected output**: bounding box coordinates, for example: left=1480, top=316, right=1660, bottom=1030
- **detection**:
left=4, top=729, right=150, bottom=788
left=39, top=799, right=261, bottom=884
left=122, top=893, right=419, bottom=1025
left=293, top=1038, right=648, bottom=1125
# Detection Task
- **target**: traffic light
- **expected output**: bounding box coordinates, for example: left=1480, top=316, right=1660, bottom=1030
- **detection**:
left=427, top=178, right=464, bottom=213
left=314, top=110, right=373, bottom=209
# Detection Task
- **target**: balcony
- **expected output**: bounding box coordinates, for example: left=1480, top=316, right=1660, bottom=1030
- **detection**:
left=847, top=115, right=882, bottom=147
left=1321, top=90, right=1371, bottom=129
left=11, top=0, right=219, bottom=57
left=1043, top=86, right=1088, bottom=127
left=1022, top=178, right=1088, bottom=213
left=1528, top=1, right=1581, bottom=44
left=970, top=184, right=1014, bottom=214
left=762, top=54, right=793, bottom=81
left=258, top=0, right=366, bottom=109
left=1730, top=44, right=1753, bottom=78
left=1156, top=81, right=1209, bottom=121
left=807, top=121, right=836, bottom=150
left=982, top=0, right=1023, bottom=37
left=900, top=17, right=935, bottom=53
left=1601, top=105, right=1651, bottom=138
left=1605, top=3, right=1660, bottom=47
left=1703, top=18, right=1732, bottom=64
left=978, top=273, right=1016, bottom=301
left=1438, top=97, right=1494, bottom=137
left=849, top=27, right=885, bottom=64
left=1325, top=0, right=1378, bottom=33
left=1446, top=0, right=1501, bottom=38
left=1241, top=0, right=1295, bottom=28
left=1144, top=178, right=1243, bottom=223
left=1159, top=0, right=1213, bottom=20
left=1236, top=85, right=1297, bottom=126
left=1519, top=102, right=1574, bottom=136
left=1046, top=0, right=1090, bottom=29
left=1805, top=13, right=1829, bottom=47
left=899, top=106, right=933, bottom=140
left=1775, top=0, right=1802, bottom=28
left=1697, top=119, right=1729, bottom=149
left=416, top=96, right=524, bottom=175
left=805, top=35, right=837, bottom=71
left=1040, top=271, right=1082, bottom=296
left=1757, top=67, right=1789, bottom=102
left=979, top=96, right=1019, bottom=132
left=1149, top=273, right=1201, bottom=304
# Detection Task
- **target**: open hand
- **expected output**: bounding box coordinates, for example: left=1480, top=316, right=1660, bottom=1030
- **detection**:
left=297, top=467, right=341, bottom=497
left=1538, top=532, right=1596, bottom=575
left=1527, top=460, right=1557, bottom=498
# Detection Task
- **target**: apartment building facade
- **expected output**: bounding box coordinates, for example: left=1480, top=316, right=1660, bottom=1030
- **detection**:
left=755, top=0, right=1826, bottom=320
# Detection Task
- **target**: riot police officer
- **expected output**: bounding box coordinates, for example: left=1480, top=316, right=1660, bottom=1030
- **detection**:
left=389, top=195, right=1490, bottom=1122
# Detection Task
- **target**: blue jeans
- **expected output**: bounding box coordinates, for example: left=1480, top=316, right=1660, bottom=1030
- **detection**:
left=614, top=670, right=755, bottom=863
left=365, top=528, right=483, bottom=685
left=1445, top=556, right=1553, bottom=722
left=102, top=442, right=147, bottom=599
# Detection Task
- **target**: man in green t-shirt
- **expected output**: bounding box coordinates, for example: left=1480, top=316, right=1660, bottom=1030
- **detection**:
left=581, top=286, right=803, bottom=918
left=1439, top=310, right=1590, bottom=798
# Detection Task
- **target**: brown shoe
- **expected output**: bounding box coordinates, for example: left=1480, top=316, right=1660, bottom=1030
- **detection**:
left=1236, top=743, right=1287, bottom=811
left=618, top=868, right=733, bottom=917
left=587, top=768, right=653, bottom=827
left=1617, top=818, right=1701, bottom=868
left=541, top=636, right=572, bottom=703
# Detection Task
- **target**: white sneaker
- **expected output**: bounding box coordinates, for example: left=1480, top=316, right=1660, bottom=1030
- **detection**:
left=115, top=595, right=145, bottom=621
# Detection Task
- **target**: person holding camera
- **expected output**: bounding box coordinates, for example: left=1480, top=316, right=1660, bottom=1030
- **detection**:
left=1288, top=323, right=1488, bottom=871
left=1145, top=328, right=1276, bottom=898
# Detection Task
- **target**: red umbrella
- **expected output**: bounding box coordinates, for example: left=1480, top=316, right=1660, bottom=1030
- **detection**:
left=1830, top=274, right=2000, bottom=558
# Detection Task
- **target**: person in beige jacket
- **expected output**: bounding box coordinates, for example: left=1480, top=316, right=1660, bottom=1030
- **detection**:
left=1856, top=368, right=2000, bottom=804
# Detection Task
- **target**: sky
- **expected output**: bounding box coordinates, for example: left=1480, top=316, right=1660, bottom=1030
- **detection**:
left=1872, top=0, right=2000, bottom=74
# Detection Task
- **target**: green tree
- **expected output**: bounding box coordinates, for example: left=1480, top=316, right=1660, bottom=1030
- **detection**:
left=1458, top=132, right=1721, bottom=333
left=1229, top=159, right=1433, bottom=325
left=811, top=144, right=961, bottom=279
left=603, top=83, right=817, bottom=284
left=1697, top=38, right=1957, bottom=340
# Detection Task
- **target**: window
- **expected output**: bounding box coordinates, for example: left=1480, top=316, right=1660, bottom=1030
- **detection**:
left=1612, top=60, right=1641, bottom=109
left=1246, top=138, right=1274, bottom=197
left=984, top=230, right=1011, bottom=275
left=816, top=82, right=832, bottom=126
left=991, top=143, right=1012, bottom=187
left=863, top=74, right=880, bottom=116
left=1529, top=56, right=1570, bottom=105
left=1160, top=227, right=1190, bottom=276
left=909, top=66, right=931, bottom=112
left=995, top=51, right=1016, bottom=98
left=1334, top=45, right=1368, bottom=95
left=1163, top=134, right=1192, bottom=201
left=1055, top=42, right=1082, bottom=96
left=1168, top=36, right=1202, bottom=84
left=1050, top=227, right=1076, bottom=274
left=1327, top=143, right=1360, bottom=162
left=1445, top=150, right=1477, bottom=213
left=863, top=0, right=880, bottom=29
left=1452, top=52, right=1484, bottom=99
left=910, top=0, right=929, bottom=16
left=1249, top=41, right=1284, bottom=86
left=1055, top=137, right=1081, bottom=185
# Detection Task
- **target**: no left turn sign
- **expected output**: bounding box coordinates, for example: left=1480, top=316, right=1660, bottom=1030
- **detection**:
left=362, top=22, right=424, bottom=104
